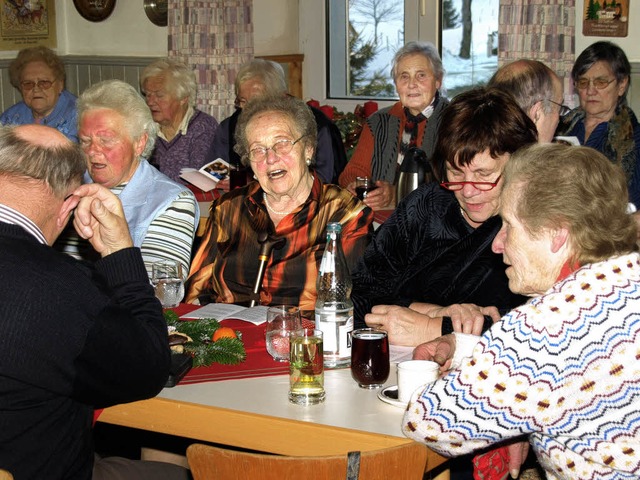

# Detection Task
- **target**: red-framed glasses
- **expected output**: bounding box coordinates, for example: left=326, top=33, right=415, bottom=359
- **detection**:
left=440, top=174, right=502, bottom=191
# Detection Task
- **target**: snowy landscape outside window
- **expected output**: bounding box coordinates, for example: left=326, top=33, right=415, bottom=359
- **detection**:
left=327, top=0, right=499, bottom=100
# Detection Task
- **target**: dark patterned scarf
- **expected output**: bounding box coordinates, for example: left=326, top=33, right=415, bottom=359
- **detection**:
left=400, top=108, right=427, bottom=156
left=558, top=101, right=637, bottom=181
left=399, top=91, right=440, bottom=167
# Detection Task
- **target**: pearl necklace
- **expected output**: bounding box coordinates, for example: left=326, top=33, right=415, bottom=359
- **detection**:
left=263, top=193, right=296, bottom=216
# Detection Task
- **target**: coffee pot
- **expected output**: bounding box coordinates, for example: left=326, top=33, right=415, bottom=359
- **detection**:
left=396, top=147, right=431, bottom=203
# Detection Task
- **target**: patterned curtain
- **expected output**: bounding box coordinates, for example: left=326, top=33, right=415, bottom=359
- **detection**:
left=167, top=0, right=254, bottom=121
left=498, top=0, right=576, bottom=106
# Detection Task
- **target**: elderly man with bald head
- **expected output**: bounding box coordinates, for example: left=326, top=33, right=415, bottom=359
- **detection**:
left=0, top=124, right=187, bottom=479
left=488, top=59, right=565, bottom=143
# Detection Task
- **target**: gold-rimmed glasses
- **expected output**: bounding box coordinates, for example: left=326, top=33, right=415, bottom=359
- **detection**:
left=574, top=77, right=615, bottom=90
left=248, top=135, right=307, bottom=164
left=20, top=79, right=55, bottom=91
left=440, top=174, right=502, bottom=192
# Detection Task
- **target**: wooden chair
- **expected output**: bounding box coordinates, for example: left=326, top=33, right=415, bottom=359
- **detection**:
left=186, top=442, right=428, bottom=480
left=0, top=469, right=13, bottom=480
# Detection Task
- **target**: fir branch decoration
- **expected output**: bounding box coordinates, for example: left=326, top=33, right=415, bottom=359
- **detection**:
left=164, top=311, right=247, bottom=367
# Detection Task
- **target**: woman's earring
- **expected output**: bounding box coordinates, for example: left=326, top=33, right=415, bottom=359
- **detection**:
left=306, top=158, right=311, bottom=166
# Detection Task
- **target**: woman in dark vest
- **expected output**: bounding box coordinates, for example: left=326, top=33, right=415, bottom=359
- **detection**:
left=339, top=41, right=449, bottom=211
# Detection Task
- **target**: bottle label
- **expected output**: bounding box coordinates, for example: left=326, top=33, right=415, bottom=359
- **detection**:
left=316, top=308, right=353, bottom=364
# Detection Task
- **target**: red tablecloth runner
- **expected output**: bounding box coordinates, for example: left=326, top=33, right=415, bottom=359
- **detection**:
left=185, top=183, right=222, bottom=202
left=94, top=303, right=289, bottom=424
left=172, top=304, right=298, bottom=385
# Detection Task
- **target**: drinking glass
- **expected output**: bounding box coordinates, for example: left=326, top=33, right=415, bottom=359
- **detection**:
left=151, top=260, right=184, bottom=308
left=289, top=328, right=325, bottom=405
left=355, top=176, right=378, bottom=201
left=350, top=328, right=390, bottom=389
left=265, top=305, right=301, bottom=362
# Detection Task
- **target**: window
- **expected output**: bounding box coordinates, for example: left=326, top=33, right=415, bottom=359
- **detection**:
left=325, top=0, right=499, bottom=101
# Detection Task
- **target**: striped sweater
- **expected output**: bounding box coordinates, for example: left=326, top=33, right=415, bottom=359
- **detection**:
left=403, top=253, right=640, bottom=479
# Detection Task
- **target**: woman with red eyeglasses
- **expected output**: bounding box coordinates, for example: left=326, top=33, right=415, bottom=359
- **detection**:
left=352, top=87, right=538, bottom=345
left=0, top=46, right=77, bottom=142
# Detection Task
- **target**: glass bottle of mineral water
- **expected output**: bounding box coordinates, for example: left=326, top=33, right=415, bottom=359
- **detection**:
left=315, top=222, right=354, bottom=368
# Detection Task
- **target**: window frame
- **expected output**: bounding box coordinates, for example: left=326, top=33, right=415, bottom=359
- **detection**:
left=299, top=0, right=441, bottom=112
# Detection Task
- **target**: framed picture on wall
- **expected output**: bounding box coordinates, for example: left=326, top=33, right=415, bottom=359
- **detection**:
left=0, top=0, right=56, bottom=50
left=583, top=0, right=629, bottom=37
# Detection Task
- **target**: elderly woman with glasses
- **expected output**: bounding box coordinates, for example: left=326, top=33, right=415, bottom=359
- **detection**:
left=210, top=59, right=347, bottom=185
left=557, top=41, right=640, bottom=207
left=186, top=95, right=372, bottom=317
left=0, top=46, right=77, bottom=141
left=352, top=87, right=538, bottom=346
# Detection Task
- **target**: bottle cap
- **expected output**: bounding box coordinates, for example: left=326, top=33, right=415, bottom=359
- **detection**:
left=327, top=222, right=342, bottom=233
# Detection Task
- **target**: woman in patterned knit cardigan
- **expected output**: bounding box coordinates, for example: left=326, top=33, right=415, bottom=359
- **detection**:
left=404, top=143, right=640, bottom=480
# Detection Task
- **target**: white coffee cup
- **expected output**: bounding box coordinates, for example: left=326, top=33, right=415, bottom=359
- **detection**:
left=450, top=333, right=481, bottom=370
left=396, top=360, right=439, bottom=403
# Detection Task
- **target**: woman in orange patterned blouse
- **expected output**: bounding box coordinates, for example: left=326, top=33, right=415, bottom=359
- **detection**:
left=185, top=95, right=373, bottom=317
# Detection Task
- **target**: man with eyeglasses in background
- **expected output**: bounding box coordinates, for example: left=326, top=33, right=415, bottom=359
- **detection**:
left=488, top=58, right=566, bottom=143
left=557, top=41, right=640, bottom=211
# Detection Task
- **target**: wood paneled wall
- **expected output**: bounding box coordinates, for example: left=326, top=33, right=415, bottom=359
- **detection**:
left=0, top=54, right=305, bottom=115
left=0, top=56, right=154, bottom=114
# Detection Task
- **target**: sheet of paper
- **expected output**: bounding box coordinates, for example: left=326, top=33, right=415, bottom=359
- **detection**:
left=231, top=305, right=270, bottom=324
left=180, top=304, right=269, bottom=325
left=179, top=168, right=218, bottom=192
left=553, top=135, right=580, bottom=146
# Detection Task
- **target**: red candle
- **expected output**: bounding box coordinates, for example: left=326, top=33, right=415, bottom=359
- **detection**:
left=320, top=105, right=334, bottom=120
left=307, top=99, right=320, bottom=109
left=363, top=100, right=378, bottom=117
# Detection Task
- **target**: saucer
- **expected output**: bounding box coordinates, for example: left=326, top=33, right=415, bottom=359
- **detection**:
left=377, top=385, right=406, bottom=408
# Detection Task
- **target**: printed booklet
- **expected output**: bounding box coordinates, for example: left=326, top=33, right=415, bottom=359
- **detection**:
left=179, top=158, right=230, bottom=191
left=180, top=303, right=270, bottom=325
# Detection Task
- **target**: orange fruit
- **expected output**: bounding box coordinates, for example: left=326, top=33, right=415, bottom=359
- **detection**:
left=212, top=327, right=237, bottom=342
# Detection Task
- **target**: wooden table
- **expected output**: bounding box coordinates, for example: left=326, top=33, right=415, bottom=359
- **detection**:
left=99, top=368, right=448, bottom=474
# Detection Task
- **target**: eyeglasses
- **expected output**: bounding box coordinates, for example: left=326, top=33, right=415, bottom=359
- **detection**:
left=440, top=174, right=502, bottom=192
left=574, top=77, right=615, bottom=90
left=20, top=79, right=55, bottom=91
left=79, top=135, right=121, bottom=151
left=248, top=135, right=307, bottom=163
left=547, top=99, right=571, bottom=117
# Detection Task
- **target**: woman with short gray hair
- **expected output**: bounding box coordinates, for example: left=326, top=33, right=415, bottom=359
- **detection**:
left=339, top=41, right=449, bottom=211
left=55, top=79, right=199, bottom=283
left=0, top=46, right=78, bottom=141
left=405, top=143, right=640, bottom=479
left=141, top=57, right=219, bottom=182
